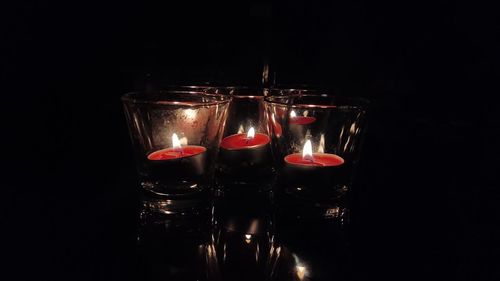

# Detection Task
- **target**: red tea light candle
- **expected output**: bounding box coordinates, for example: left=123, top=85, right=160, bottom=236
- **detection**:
left=219, top=127, right=272, bottom=167
left=148, top=133, right=206, bottom=160
left=284, top=140, right=344, bottom=167
left=289, top=110, right=316, bottom=125
left=282, top=140, right=346, bottom=195
left=220, top=127, right=270, bottom=150
left=147, top=133, right=207, bottom=177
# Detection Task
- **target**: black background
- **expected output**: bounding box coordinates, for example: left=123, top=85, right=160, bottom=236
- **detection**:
left=3, top=0, right=499, bottom=280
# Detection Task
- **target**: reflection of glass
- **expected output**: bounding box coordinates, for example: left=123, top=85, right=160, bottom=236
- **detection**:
left=122, top=89, right=230, bottom=210
left=268, top=209, right=351, bottom=281
left=136, top=187, right=351, bottom=281
left=212, top=195, right=275, bottom=280
left=137, top=203, right=218, bottom=281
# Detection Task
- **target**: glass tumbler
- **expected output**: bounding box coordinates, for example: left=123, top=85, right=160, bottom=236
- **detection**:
left=215, top=88, right=275, bottom=192
left=265, top=93, right=368, bottom=215
left=122, top=89, right=231, bottom=200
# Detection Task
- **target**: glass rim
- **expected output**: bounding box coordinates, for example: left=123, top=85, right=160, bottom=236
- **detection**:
left=264, top=94, right=370, bottom=109
left=121, top=90, right=232, bottom=107
left=207, top=86, right=266, bottom=98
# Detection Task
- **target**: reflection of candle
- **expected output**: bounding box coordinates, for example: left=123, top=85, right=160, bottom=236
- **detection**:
left=148, top=133, right=206, bottom=160
left=219, top=127, right=272, bottom=169
left=147, top=133, right=207, bottom=181
left=244, top=234, right=252, bottom=244
left=296, top=265, right=307, bottom=280
left=290, top=110, right=316, bottom=125
left=284, top=140, right=344, bottom=167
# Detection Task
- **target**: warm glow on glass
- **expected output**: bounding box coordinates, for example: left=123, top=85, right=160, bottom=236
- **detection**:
left=350, top=122, right=356, bottom=134
left=302, top=140, right=313, bottom=161
left=172, top=133, right=181, bottom=149
left=296, top=265, right=307, bottom=280
left=247, top=127, right=255, bottom=139
left=184, top=109, right=197, bottom=120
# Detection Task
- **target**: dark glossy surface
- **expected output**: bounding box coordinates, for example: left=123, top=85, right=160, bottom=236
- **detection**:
left=122, top=185, right=352, bottom=281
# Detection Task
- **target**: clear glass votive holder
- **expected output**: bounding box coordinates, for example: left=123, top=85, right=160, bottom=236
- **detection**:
left=265, top=93, right=368, bottom=213
left=122, top=89, right=231, bottom=202
left=214, top=87, right=275, bottom=192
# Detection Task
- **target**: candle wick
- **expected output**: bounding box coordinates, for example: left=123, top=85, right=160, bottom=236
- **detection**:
left=304, top=155, right=324, bottom=166
left=307, top=159, right=324, bottom=166
left=304, top=155, right=314, bottom=162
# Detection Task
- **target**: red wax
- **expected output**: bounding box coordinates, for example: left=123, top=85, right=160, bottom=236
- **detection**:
left=220, top=133, right=271, bottom=150
left=284, top=153, right=344, bottom=167
left=147, top=146, right=206, bottom=160
left=290, top=116, right=316, bottom=125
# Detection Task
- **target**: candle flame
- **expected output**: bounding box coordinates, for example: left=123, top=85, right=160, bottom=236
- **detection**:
left=172, top=133, right=181, bottom=149
left=247, top=127, right=255, bottom=139
left=302, top=140, right=314, bottom=161
left=245, top=234, right=252, bottom=244
left=290, top=110, right=297, bottom=118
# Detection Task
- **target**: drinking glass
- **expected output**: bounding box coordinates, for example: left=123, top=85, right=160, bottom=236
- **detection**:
left=215, top=88, right=275, bottom=193
left=265, top=93, right=368, bottom=218
left=122, top=89, right=231, bottom=204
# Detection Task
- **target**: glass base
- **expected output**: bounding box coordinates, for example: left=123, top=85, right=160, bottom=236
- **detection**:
left=140, top=178, right=209, bottom=198
left=140, top=187, right=212, bottom=218
left=215, top=169, right=275, bottom=198
left=275, top=186, right=350, bottom=224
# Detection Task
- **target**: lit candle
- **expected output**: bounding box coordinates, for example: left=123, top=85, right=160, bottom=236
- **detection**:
left=148, top=133, right=206, bottom=161
left=281, top=139, right=347, bottom=197
left=218, top=126, right=272, bottom=169
left=220, top=127, right=270, bottom=150
left=146, top=133, right=207, bottom=185
left=284, top=140, right=344, bottom=167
